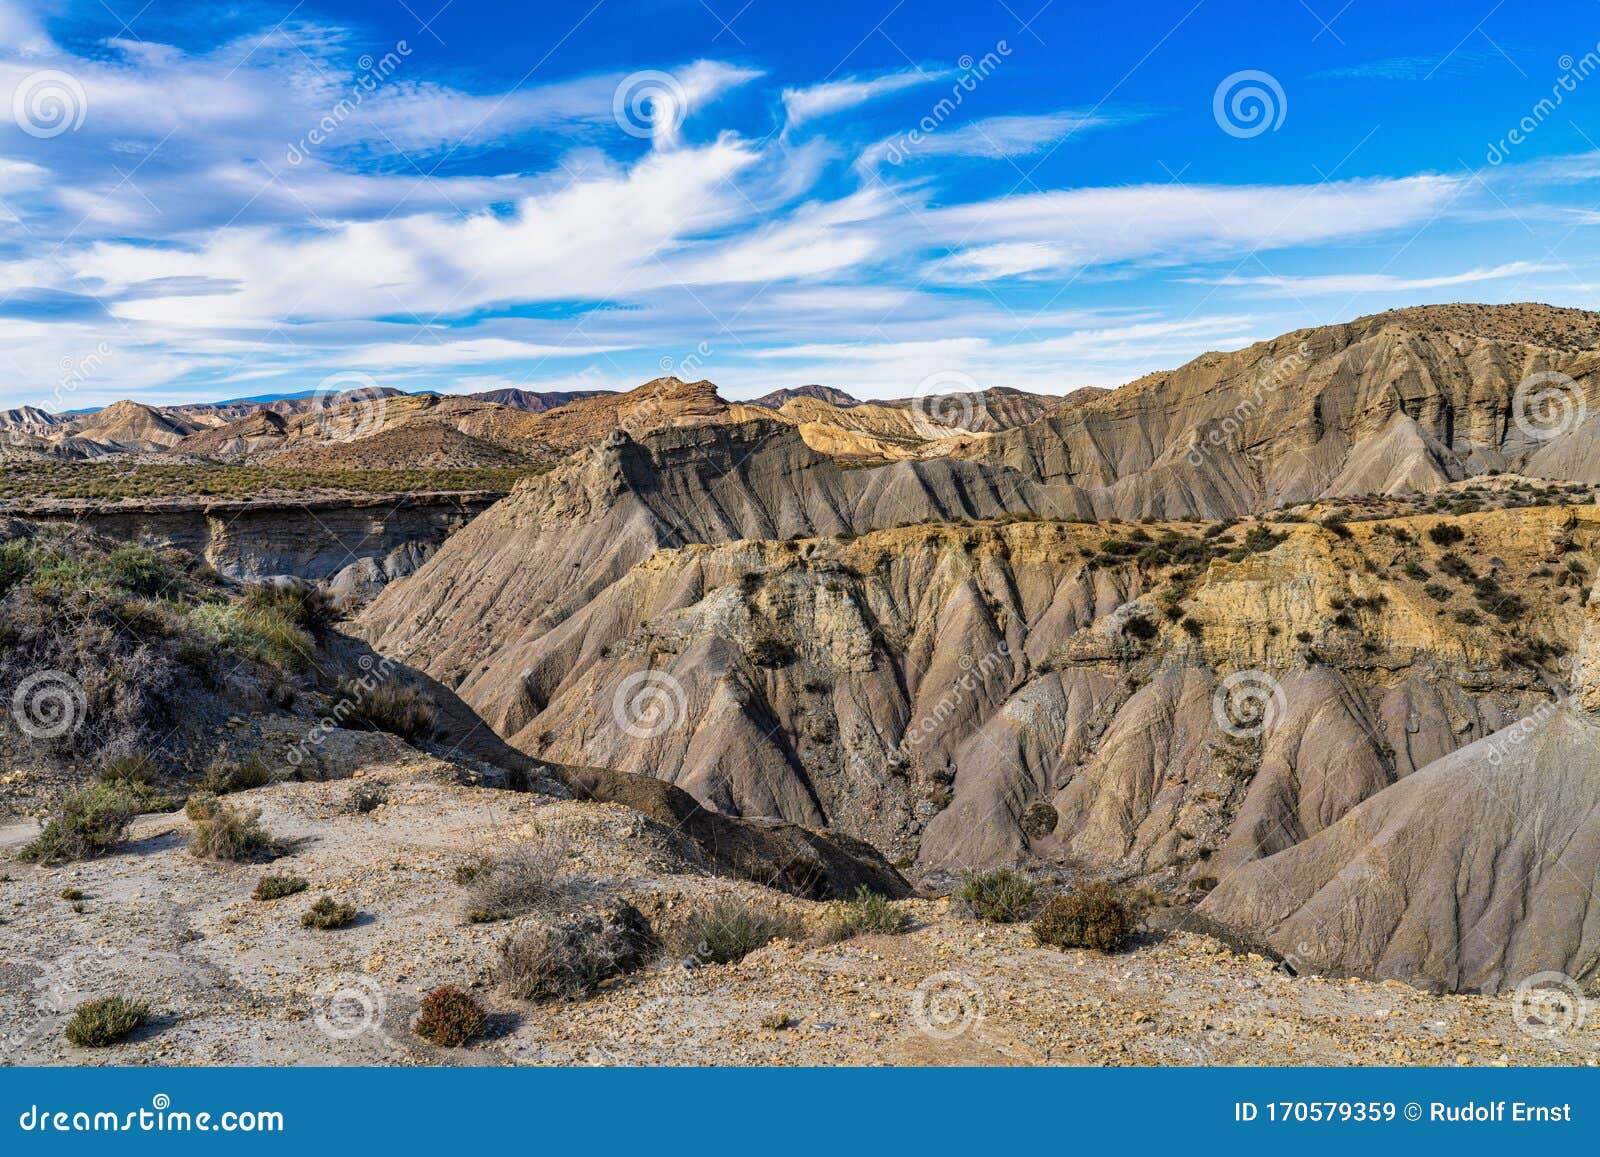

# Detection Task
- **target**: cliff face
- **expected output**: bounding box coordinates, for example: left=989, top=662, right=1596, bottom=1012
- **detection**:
left=356, top=414, right=1597, bottom=890
left=23, top=492, right=497, bottom=597
left=957, top=306, right=1600, bottom=518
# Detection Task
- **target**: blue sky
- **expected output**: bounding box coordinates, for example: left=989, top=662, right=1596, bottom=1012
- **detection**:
left=3, top=0, right=1600, bottom=410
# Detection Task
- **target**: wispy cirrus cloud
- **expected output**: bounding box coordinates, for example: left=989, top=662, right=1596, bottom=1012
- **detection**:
left=857, top=108, right=1140, bottom=169
left=781, top=68, right=946, bottom=130
left=1195, top=261, right=1551, bottom=295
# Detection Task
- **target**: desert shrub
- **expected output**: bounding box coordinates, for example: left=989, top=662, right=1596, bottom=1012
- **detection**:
left=746, top=628, right=796, bottom=668
left=956, top=868, right=1037, bottom=923
left=1319, top=517, right=1352, bottom=539
left=1180, top=617, right=1204, bottom=636
left=301, top=896, right=357, bottom=929
left=242, top=582, right=338, bottom=633
left=1020, top=800, right=1059, bottom=838
left=185, top=792, right=274, bottom=861
left=1428, top=523, right=1466, bottom=547
left=340, top=680, right=435, bottom=741
left=346, top=782, right=389, bottom=813
left=64, top=995, right=149, bottom=1047
left=815, top=887, right=913, bottom=945
left=497, top=903, right=654, bottom=1000
left=18, top=782, right=145, bottom=863
left=1403, top=560, right=1429, bottom=579
left=1031, top=881, right=1151, bottom=952
left=463, top=841, right=572, bottom=923
left=413, top=985, right=488, bottom=1047
left=1121, top=613, right=1158, bottom=641
left=188, top=600, right=314, bottom=672
left=252, top=874, right=308, bottom=901
left=677, top=899, right=802, bottom=965
left=201, top=752, right=273, bottom=794
left=1423, top=583, right=1452, bottom=602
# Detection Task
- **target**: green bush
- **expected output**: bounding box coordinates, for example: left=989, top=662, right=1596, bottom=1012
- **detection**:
left=64, top=995, right=149, bottom=1047
left=414, top=985, right=488, bottom=1047
left=252, top=874, right=308, bottom=901
left=301, top=896, right=358, bottom=929
left=185, top=792, right=274, bottom=861
left=956, top=868, right=1037, bottom=923
left=1427, top=523, right=1467, bottom=547
left=815, top=887, right=913, bottom=944
left=18, top=782, right=145, bottom=863
left=1031, top=882, right=1151, bottom=952
left=341, top=681, right=435, bottom=741
left=677, top=899, right=801, bottom=965
left=201, top=753, right=274, bottom=794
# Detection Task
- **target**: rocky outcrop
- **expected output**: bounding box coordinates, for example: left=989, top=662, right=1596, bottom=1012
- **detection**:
left=1200, top=580, right=1600, bottom=994
left=958, top=305, right=1600, bottom=518
left=566, top=766, right=911, bottom=901
left=21, top=492, right=498, bottom=595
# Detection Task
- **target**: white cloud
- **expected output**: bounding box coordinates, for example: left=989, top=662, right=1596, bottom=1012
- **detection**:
left=782, top=69, right=944, bottom=129
left=924, top=175, right=1464, bottom=281
left=858, top=109, right=1131, bottom=169
left=1197, top=261, right=1550, bottom=294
